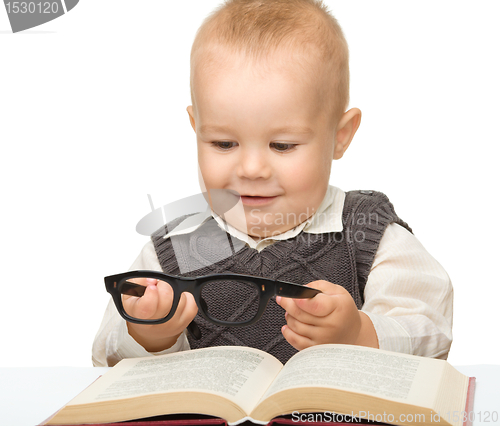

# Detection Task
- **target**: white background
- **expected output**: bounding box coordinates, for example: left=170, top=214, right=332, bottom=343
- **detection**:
left=0, top=1, right=499, bottom=367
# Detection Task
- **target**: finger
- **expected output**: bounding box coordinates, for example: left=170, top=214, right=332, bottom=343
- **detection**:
left=279, top=293, right=336, bottom=322
left=140, top=280, right=175, bottom=319
left=175, top=292, right=199, bottom=325
left=285, top=312, right=318, bottom=336
left=156, top=293, right=198, bottom=337
left=162, top=290, right=197, bottom=323
left=277, top=296, right=316, bottom=323
left=275, top=295, right=295, bottom=313
left=305, top=280, right=348, bottom=296
left=277, top=280, right=344, bottom=317
left=284, top=306, right=318, bottom=327
left=276, top=294, right=313, bottom=317
left=126, top=283, right=161, bottom=319
left=293, top=292, right=339, bottom=317
left=155, top=280, right=175, bottom=316
left=281, top=324, right=314, bottom=351
left=285, top=312, right=339, bottom=344
left=293, top=281, right=348, bottom=316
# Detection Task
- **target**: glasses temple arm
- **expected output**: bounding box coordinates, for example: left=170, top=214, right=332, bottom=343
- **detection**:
left=274, top=282, right=322, bottom=299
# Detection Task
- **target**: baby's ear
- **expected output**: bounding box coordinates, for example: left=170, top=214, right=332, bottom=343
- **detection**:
left=186, top=106, right=196, bottom=132
left=334, top=108, right=362, bottom=159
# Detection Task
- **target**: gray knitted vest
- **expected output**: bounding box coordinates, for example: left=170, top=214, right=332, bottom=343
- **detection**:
left=151, top=190, right=411, bottom=363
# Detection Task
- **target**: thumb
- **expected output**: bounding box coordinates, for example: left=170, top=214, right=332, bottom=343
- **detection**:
left=178, top=292, right=199, bottom=323
left=294, top=280, right=345, bottom=316
left=304, top=280, right=348, bottom=296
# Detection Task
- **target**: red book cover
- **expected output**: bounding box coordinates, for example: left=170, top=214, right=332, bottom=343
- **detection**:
left=463, top=377, right=476, bottom=426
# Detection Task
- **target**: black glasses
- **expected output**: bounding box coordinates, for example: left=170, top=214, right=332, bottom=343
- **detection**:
left=105, top=270, right=321, bottom=327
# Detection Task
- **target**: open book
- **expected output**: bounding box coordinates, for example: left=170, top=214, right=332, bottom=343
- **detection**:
left=44, top=345, right=474, bottom=426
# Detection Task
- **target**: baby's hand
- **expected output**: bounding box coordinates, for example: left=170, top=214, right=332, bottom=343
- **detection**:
left=124, top=278, right=198, bottom=352
left=276, top=280, right=377, bottom=350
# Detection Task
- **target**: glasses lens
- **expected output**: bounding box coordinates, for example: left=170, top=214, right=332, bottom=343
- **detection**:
left=120, top=277, right=173, bottom=321
left=200, top=279, right=260, bottom=323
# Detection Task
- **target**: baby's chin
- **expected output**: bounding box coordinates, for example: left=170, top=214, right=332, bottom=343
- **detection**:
left=219, top=203, right=306, bottom=239
left=246, top=223, right=301, bottom=240
left=223, top=218, right=283, bottom=240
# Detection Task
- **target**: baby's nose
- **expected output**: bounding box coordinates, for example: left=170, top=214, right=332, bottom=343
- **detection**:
left=236, top=150, right=272, bottom=180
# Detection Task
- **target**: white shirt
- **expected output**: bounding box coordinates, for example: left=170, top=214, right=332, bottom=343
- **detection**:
left=92, top=186, right=453, bottom=366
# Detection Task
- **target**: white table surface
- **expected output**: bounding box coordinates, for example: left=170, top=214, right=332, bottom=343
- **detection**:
left=0, top=365, right=498, bottom=426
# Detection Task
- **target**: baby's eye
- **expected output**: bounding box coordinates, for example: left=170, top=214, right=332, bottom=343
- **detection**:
left=212, top=141, right=237, bottom=150
left=271, top=142, right=296, bottom=152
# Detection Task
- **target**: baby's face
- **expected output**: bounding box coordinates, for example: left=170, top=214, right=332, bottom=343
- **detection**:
left=188, top=49, right=338, bottom=240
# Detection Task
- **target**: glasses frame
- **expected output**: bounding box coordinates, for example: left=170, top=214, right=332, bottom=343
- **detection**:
left=105, top=270, right=321, bottom=327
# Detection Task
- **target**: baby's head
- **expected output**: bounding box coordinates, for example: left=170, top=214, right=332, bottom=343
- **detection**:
left=187, top=0, right=361, bottom=240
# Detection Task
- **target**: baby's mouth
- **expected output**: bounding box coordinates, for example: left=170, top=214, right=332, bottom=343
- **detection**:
left=240, top=195, right=278, bottom=206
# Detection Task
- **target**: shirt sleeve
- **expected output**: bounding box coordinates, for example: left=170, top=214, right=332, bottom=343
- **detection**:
left=91, top=241, right=191, bottom=367
left=361, top=223, right=453, bottom=359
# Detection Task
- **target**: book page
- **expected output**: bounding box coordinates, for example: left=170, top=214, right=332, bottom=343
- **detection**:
left=259, top=345, right=437, bottom=405
left=69, top=346, right=282, bottom=416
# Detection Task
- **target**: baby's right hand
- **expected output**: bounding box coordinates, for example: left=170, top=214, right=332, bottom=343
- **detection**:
left=124, top=278, right=198, bottom=352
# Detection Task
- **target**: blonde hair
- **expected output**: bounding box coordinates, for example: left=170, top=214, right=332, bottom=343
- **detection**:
left=190, top=0, right=350, bottom=124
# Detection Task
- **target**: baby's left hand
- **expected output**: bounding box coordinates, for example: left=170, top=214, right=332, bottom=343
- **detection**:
left=276, top=280, right=367, bottom=350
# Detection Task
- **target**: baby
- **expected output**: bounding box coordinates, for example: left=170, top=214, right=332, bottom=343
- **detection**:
left=93, top=0, right=452, bottom=367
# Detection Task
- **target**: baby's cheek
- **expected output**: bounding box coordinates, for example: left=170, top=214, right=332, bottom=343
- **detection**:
left=289, top=161, right=328, bottom=191
left=198, top=157, right=224, bottom=186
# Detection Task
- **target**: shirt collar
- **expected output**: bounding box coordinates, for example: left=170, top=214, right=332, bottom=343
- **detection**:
left=163, top=185, right=345, bottom=251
